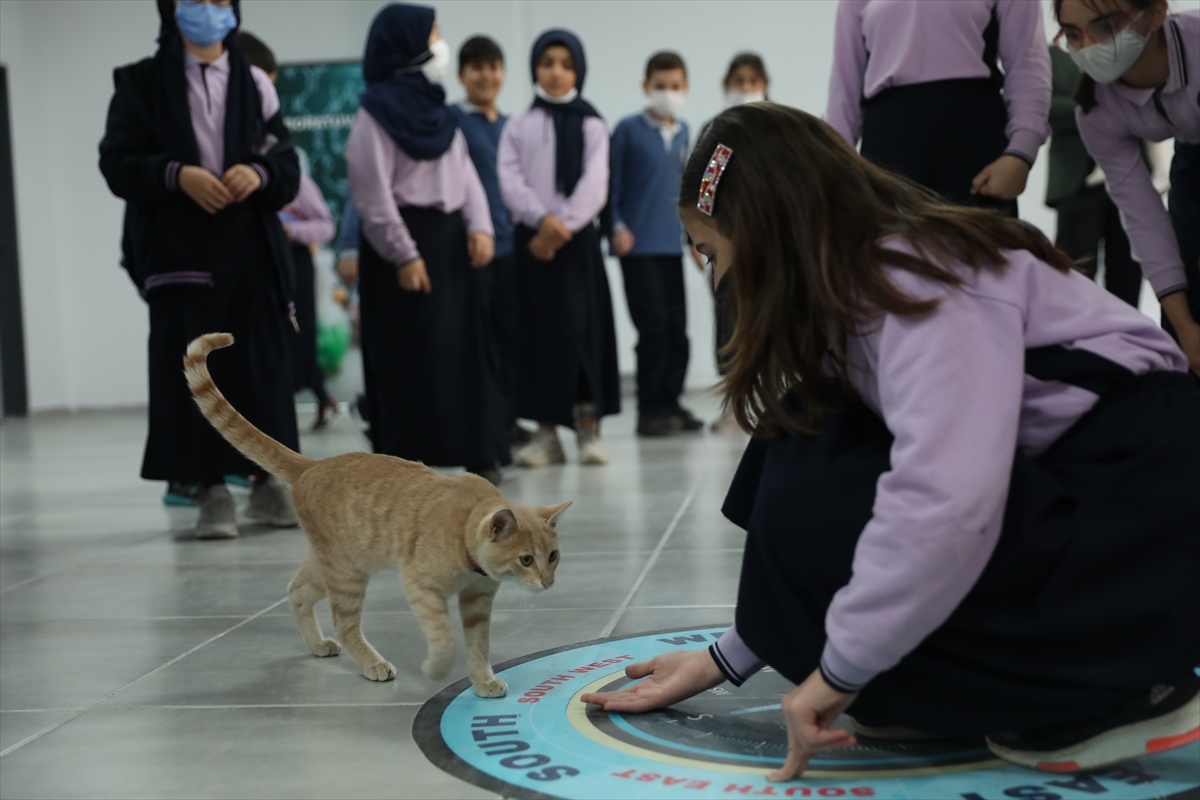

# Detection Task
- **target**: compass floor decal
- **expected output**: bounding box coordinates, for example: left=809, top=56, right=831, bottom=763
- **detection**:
left=414, top=627, right=1200, bottom=800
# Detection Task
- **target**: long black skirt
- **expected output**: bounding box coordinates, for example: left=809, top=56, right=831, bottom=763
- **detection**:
left=725, top=368, right=1200, bottom=736
left=142, top=208, right=299, bottom=482
left=357, top=207, right=509, bottom=467
left=289, top=243, right=328, bottom=402
left=861, top=78, right=1018, bottom=218
left=511, top=223, right=620, bottom=428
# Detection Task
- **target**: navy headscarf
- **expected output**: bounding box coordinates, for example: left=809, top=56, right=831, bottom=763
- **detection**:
left=359, top=4, right=458, bottom=161
left=529, top=29, right=601, bottom=197
left=152, top=0, right=264, bottom=169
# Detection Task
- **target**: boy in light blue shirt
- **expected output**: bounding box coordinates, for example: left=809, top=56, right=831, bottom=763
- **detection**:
left=609, top=51, right=700, bottom=436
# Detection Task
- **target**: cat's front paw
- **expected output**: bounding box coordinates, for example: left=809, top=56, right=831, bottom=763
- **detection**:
left=471, top=675, right=508, bottom=698
left=421, top=657, right=452, bottom=681
left=311, top=638, right=341, bottom=657
left=362, top=661, right=397, bottom=681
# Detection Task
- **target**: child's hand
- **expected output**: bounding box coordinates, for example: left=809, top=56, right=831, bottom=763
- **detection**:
left=612, top=229, right=635, bottom=257
left=397, top=258, right=431, bottom=293
left=337, top=256, right=359, bottom=286
left=767, top=669, right=857, bottom=782
left=538, top=214, right=573, bottom=248
left=468, top=232, right=495, bottom=268
left=971, top=155, right=1030, bottom=200
left=580, top=650, right=726, bottom=713
left=221, top=164, right=263, bottom=203
left=179, top=166, right=233, bottom=214
left=528, top=234, right=558, bottom=262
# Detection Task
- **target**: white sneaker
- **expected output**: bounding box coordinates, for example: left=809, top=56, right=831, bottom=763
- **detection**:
left=515, top=427, right=566, bottom=467
left=577, top=427, right=609, bottom=465
left=195, top=484, right=239, bottom=540
left=245, top=475, right=299, bottom=527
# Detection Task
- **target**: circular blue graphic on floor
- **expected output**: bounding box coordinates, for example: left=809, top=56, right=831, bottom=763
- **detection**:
left=413, top=626, right=1200, bottom=799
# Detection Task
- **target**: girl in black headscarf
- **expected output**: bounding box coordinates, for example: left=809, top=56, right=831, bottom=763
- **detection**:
left=99, top=0, right=302, bottom=539
left=345, top=3, right=507, bottom=483
left=498, top=30, right=620, bottom=467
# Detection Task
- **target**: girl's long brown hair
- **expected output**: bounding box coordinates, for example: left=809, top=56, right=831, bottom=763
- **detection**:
left=682, top=103, right=1072, bottom=438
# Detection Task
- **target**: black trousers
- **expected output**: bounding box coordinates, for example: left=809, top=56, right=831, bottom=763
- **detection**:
left=620, top=255, right=689, bottom=414
left=860, top=78, right=1018, bottom=218
left=1055, top=185, right=1142, bottom=307
left=726, top=369, right=1200, bottom=737
left=290, top=243, right=331, bottom=406
left=1165, top=141, right=1200, bottom=336
left=479, top=253, right=518, bottom=425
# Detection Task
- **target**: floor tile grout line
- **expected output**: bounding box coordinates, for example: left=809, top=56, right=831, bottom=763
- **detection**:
left=0, top=595, right=288, bottom=760
left=1, top=703, right=425, bottom=713
left=599, top=472, right=705, bottom=639
left=0, top=528, right=179, bottom=596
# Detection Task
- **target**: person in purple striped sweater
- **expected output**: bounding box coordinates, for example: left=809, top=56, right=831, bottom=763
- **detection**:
left=583, top=104, right=1199, bottom=779
left=99, top=0, right=302, bottom=539
left=826, top=0, right=1052, bottom=218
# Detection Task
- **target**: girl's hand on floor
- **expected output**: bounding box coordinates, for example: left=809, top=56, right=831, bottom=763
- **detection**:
left=580, top=649, right=726, bottom=713
left=221, top=164, right=263, bottom=203
left=767, top=669, right=857, bottom=782
left=179, top=166, right=233, bottom=214
left=537, top=214, right=573, bottom=248
left=468, top=232, right=495, bottom=268
left=528, top=234, right=557, bottom=262
left=397, top=258, right=432, bottom=293
left=970, top=154, right=1030, bottom=200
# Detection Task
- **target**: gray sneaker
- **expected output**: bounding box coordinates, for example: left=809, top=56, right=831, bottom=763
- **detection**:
left=245, top=476, right=299, bottom=527
left=577, top=427, right=609, bottom=465
left=515, top=427, right=566, bottom=467
left=194, top=484, right=239, bottom=540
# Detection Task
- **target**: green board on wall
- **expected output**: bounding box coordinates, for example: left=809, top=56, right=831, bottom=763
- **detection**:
left=275, top=60, right=364, bottom=232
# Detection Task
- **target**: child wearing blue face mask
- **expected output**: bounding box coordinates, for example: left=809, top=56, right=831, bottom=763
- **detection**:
left=99, top=0, right=303, bottom=539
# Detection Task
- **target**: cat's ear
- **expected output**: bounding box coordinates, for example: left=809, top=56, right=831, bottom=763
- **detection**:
left=539, top=500, right=572, bottom=527
left=490, top=509, right=518, bottom=541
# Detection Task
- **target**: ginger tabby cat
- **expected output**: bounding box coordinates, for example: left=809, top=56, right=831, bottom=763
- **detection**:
left=184, top=333, right=569, bottom=697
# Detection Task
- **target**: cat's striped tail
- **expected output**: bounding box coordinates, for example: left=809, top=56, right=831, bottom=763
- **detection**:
left=184, top=333, right=316, bottom=484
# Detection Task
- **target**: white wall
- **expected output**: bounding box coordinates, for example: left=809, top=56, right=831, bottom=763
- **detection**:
left=1, top=0, right=1192, bottom=410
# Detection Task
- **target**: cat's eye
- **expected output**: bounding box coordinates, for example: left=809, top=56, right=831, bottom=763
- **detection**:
left=549, top=550, right=558, bottom=563
left=520, top=555, right=534, bottom=567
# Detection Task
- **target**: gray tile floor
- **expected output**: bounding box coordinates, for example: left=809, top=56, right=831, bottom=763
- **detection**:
left=0, top=394, right=749, bottom=799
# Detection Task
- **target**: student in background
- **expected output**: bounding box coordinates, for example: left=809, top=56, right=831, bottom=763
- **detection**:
left=336, top=201, right=360, bottom=289
left=236, top=31, right=341, bottom=429
left=826, top=0, right=1052, bottom=218
left=346, top=3, right=508, bottom=484
left=610, top=51, right=702, bottom=436
left=1046, top=44, right=1141, bottom=307
left=450, top=36, right=532, bottom=448
left=706, top=52, right=771, bottom=433
left=1055, top=0, right=1200, bottom=376
left=499, top=30, right=620, bottom=466
left=99, top=0, right=301, bottom=539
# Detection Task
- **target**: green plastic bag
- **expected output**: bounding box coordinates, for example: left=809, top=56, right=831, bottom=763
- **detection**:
left=316, top=320, right=351, bottom=376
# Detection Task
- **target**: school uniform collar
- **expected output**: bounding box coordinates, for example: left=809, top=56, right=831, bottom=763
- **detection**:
left=1110, top=18, right=1188, bottom=106
left=184, top=49, right=230, bottom=74
left=457, top=100, right=504, bottom=121
left=641, top=110, right=682, bottom=142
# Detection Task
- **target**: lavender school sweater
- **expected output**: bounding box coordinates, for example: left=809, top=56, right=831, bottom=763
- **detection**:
left=609, top=112, right=689, bottom=256
left=712, top=238, right=1188, bottom=691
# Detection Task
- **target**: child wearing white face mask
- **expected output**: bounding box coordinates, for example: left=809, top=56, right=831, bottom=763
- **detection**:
left=722, top=53, right=770, bottom=108
left=609, top=52, right=701, bottom=436
left=345, top=3, right=508, bottom=485
left=1054, top=0, right=1200, bottom=377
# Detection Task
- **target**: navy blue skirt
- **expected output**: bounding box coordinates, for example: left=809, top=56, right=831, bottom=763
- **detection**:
left=726, top=364, right=1200, bottom=736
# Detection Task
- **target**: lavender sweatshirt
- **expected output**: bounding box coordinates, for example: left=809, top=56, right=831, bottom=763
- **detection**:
left=825, top=0, right=1052, bottom=165
left=497, top=107, right=609, bottom=234
left=344, top=108, right=493, bottom=267
left=1075, top=11, right=1198, bottom=300
left=164, top=50, right=276, bottom=191
left=714, top=238, right=1187, bottom=691
left=280, top=173, right=335, bottom=246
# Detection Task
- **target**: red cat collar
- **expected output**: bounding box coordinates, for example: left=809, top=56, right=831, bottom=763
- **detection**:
left=466, top=549, right=489, bottom=577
